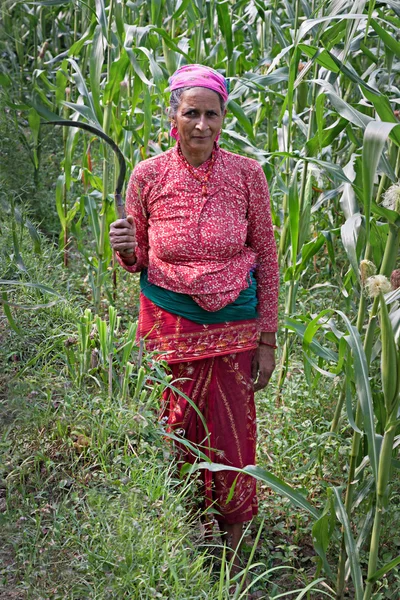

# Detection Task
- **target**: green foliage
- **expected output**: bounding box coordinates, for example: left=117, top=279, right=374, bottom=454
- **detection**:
left=1, top=0, right=400, bottom=598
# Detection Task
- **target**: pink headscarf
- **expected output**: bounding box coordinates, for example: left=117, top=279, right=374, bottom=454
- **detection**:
left=168, top=64, right=229, bottom=103
left=169, top=64, right=228, bottom=141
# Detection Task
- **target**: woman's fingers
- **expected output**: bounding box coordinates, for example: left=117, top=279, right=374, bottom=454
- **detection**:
left=254, top=375, right=272, bottom=391
left=253, top=347, right=276, bottom=391
left=109, top=217, right=136, bottom=252
left=254, top=370, right=273, bottom=391
left=111, top=239, right=137, bottom=250
left=110, top=218, right=136, bottom=233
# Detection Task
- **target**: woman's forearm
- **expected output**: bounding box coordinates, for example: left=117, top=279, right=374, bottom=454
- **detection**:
left=260, top=332, right=276, bottom=343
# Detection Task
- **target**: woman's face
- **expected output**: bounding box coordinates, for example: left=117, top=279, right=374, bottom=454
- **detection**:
left=172, top=87, right=225, bottom=160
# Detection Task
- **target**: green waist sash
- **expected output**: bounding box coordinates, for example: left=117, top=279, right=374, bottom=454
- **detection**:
left=140, top=269, right=258, bottom=325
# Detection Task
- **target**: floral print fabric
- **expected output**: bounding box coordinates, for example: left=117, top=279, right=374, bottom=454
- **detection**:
left=117, top=144, right=279, bottom=332
left=162, top=351, right=258, bottom=524
left=137, top=293, right=259, bottom=363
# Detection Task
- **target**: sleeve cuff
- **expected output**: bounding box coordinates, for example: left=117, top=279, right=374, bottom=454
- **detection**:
left=257, top=317, right=278, bottom=333
left=115, top=251, right=139, bottom=273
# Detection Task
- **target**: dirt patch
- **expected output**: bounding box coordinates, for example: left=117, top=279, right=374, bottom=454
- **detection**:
left=0, top=537, right=26, bottom=600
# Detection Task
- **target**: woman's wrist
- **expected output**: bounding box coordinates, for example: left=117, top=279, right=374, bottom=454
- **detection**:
left=117, top=249, right=137, bottom=265
left=259, top=341, right=277, bottom=349
left=259, top=332, right=277, bottom=349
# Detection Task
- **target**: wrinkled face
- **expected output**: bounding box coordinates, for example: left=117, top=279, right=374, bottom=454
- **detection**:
left=172, top=87, right=225, bottom=158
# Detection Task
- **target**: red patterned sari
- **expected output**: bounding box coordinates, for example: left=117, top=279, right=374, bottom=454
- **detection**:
left=138, top=293, right=259, bottom=524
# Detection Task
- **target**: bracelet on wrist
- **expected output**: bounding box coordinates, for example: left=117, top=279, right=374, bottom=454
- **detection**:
left=259, top=340, right=277, bottom=349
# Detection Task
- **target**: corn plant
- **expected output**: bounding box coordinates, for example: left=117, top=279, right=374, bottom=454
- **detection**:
left=64, top=303, right=174, bottom=407
left=288, top=116, right=400, bottom=596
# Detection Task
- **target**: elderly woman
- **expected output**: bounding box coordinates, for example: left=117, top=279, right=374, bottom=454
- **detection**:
left=109, top=65, right=279, bottom=557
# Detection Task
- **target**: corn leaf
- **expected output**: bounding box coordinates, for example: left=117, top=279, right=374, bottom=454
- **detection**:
left=362, top=122, right=400, bottom=239
left=296, top=14, right=366, bottom=43
left=367, top=554, right=400, bottom=584
left=299, top=44, right=339, bottom=72
left=55, top=174, right=66, bottom=229
left=103, top=50, right=130, bottom=104
left=340, top=213, right=363, bottom=281
left=361, top=91, right=400, bottom=146
left=345, top=364, right=363, bottom=434
left=333, top=487, right=364, bottom=600
left=89, top=25, right=106, bottom=124
left=194, top=462, right=320, bottom=520
left=297, top=233, right=326, bottom=278
left=0, top=280, right=62, bottom=296
left=135, top=46, right=164, bottom=87
left=239, top=69, right=289, bottom=91
left=336, top=310, right=379, bottom=480
left=63, top=115, right=81, bottom=190
left=69, top=21, right=97, bottom=57
left=228, top=100, right=254, bottom=141
left=149, top=26, right=190, bottom=60
left=67, top=58, right=100, bottom=127
left=26, top=0, right=74, bottom=4
left=379, top=292, right=398, bottom=412
left=84, top=194, right=101, bottom=252
left=94, top=0, right=108, bottom=40
left=216, top=0, right=233, bottom=60
left=124, top=29, right=152, bottom=86
left=306, top=119, right=347, bottom=157
left=371, top=201, right=400, bottom=226
left=314, top=80, right=373, bottom=129
left=1, top=292, right=22, bottom=335
left=370, top=18, right=400, bottom=58
left=288, top=163, right=301, bottom=263
left=385, top=288, right=400, bottom=305
left=171, top=0, right=191, bottom=19
left=285, top=317, right=338, bottom=363
left=30, top=96, right=61, bottom=121
left=149, top=0, right=163, bottom=25
left=13, top=207, right=42, bottom=254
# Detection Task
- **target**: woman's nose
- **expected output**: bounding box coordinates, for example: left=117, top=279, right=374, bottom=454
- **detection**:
left=195, top=115, right=210, bottom=131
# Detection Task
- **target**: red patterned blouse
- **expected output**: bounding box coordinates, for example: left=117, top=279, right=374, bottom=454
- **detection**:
left=117, top=144, right=279, bottom=332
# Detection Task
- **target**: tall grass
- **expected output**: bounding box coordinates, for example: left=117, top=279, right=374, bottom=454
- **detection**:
left=1, top=0, right=400, bottom=597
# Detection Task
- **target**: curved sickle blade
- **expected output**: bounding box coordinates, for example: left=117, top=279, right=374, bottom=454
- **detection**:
left=44, top=120, right=127, bottom=219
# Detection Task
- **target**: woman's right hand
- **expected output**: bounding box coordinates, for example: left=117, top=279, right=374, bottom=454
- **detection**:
left=109, top=215, right=137, bottom=259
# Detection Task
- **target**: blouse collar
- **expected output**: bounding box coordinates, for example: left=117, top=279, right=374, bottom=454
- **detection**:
left=174, top=141, right=220, bottom=171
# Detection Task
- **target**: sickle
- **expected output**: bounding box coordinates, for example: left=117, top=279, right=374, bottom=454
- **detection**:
left=43, top=120, right=127, bottom=219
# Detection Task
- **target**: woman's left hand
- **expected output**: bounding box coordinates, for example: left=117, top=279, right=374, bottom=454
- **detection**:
left=252, top=345, right=276, bottom=391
